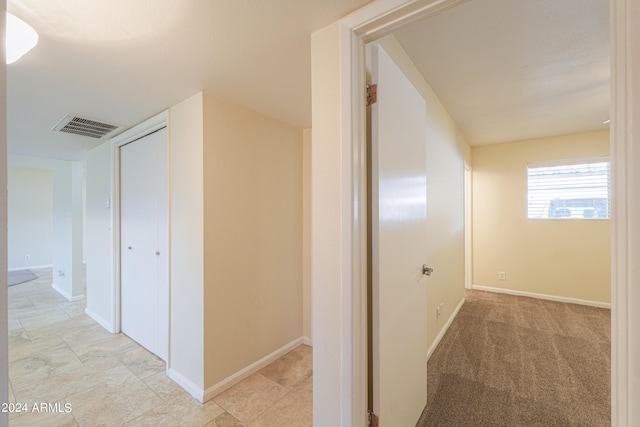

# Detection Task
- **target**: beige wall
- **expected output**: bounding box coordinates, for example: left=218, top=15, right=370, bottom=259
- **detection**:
left=169, top=93, right=206, bottom=390
left=302, top=128, right=312, bottom=342
left=472, top=129, right=611, bottom=304
left=202, top=92, right=303, bottom=387
left=8, top=167, right=53, bottom=270
left=168, top=92, right=303, bottom=395
left=169, top=93, right=303, bottom=398
left=377, top=35, right=470, bottom=350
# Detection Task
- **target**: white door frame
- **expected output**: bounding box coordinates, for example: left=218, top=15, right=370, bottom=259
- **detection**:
left=312, top=0, right=638, bottom=425
left=111, top=111, right=169, bottom=342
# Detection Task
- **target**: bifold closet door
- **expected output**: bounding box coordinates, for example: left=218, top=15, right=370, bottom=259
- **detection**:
left=120, top=127, right=168, bottom=361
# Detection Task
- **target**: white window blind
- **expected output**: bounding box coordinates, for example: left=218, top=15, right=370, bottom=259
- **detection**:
left=527, top=158, right=610, bottom=220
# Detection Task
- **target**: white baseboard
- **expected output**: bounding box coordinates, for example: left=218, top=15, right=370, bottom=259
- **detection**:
left=472, top=285, right=611, bottom=309
left=166, top=336, right=306, bottom=403
left=51, top=283, right=85, bottom=302
left=302, top=336, right=313, bottom=346
left=84, top=307, right=114, bottom=333
left=8, top=264, right=52, bottom=272
left=167, top=368, right=205, bottom=403
left=202, top=336, right=305, bottom=402
left=427, top=297, right=465, bottom=360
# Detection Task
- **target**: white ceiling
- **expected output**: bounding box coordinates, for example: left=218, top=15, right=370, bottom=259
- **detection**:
left=8, top=0, right=610, bottom=162
left=394, top=0, right=610, bottom=146
left=8, top=0, right=372, bottom=161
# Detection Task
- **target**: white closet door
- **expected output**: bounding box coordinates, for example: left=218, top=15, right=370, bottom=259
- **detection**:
left=120, top=127, right=168, bottom=361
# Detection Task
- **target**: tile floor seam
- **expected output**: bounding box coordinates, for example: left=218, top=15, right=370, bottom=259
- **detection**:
left=257, top=371, right=297, bottom=401
left=247, top=374, right=300, bottom=425
left=117, top=360, right=145, bottom=383
left=125, top=393, right=174, bottom=426
left=16, top=319, right=31, bottom=340
left=139, top=376, right=173, bottom=409
left=67, top=343, right=88, bottom=369
left=213, top=373, right=282, bottom=425
left=212, top=399, right=237, bottom=420
left=60, top=334, right=85, bottom=366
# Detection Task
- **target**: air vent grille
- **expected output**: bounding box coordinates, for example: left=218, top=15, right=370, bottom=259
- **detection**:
left=52, top=114, right=123, bottom=139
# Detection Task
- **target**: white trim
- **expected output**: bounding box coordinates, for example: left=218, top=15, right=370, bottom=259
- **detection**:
left=8, top=264, right=52, bottom=272
left=166, top=108, right=173, bottom=373
left=112, top=111, right=168, bottom=147
left=51, top=283, right=85, bottom=302
left=344, top=23, right=368, bottom=427
left=167, top=337, right=305, bottom=403
left=342, top=0, right=470, bottom=42
left=427, top=297, right=465, bottom=360
left=202, top=337, right=305, bottom=402
left=302, top=336, right=313, bottom=347
left=84, top=307, right=115, bottom=333
left=472, top=285, right=611, bottom=309
left=611, top=0, right=640, bottom=424
left=110, top=139, right=120, bottom=334
left=166, top=367, right=204, bottom=402
left=527, top=155, right=610, bottom=168
left=110, top=110, right=169, bottom=346
left=332, top=2, right=493, bottom=425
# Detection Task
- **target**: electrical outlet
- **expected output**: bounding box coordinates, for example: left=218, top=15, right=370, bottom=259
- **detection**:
left=24, top=254, right=31, bottom=261
left=499, top=271, right=506, bottom=281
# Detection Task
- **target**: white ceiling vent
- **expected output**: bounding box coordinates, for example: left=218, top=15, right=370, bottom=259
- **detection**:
left=52, top=114, right=123, bottom=139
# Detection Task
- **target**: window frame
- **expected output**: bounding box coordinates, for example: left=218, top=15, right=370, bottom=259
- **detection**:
left=526, top=156, right=611, bottom=221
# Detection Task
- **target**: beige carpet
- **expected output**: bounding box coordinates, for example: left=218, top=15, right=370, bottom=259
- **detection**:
left=417, top=290, right=610, bottom=426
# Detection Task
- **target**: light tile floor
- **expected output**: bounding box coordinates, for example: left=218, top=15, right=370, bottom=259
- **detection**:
left=7, top=268, right=312, bottom=426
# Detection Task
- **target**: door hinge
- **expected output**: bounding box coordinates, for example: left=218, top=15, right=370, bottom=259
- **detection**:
left=368, top=410, right=379, bottom=427
left=367, top=84, right=377, bottom=106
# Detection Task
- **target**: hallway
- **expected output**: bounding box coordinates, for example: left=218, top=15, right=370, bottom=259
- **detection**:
left=8, top=268, right=312, bottom=426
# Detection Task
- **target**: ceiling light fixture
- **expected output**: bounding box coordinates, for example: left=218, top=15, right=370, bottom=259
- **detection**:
left=6, top=12, right=38, bottom=64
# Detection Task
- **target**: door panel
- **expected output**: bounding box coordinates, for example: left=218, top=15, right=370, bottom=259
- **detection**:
left=371, top=43, right=428, bottom=426
left=120, top=127, right=168, bottom=360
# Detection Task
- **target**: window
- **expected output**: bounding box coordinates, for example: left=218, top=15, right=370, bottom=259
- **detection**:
left=527, top=158, right=610, bottom=220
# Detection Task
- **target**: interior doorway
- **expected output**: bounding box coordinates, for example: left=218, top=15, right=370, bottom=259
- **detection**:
left=309, top=0, right=627, bottom=424
left=366, top=2, right=608, bottom=424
